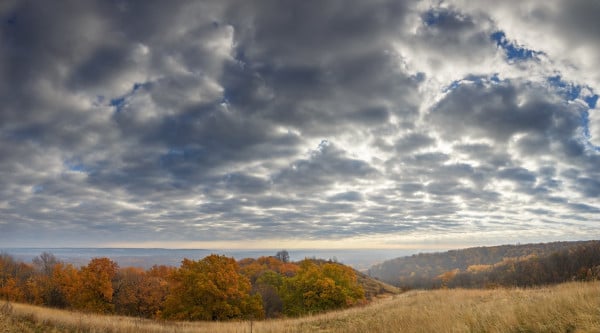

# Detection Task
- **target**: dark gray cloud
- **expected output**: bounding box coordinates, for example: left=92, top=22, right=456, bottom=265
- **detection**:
left=429, top=80, right=580, bottom=143
left=395, top=133, right=435, bottom=153
left=273, top=141, right=379, bottom=190
left=0, top=0, right=598, bottom=248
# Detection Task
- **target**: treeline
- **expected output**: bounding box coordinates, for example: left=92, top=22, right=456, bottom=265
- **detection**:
left=368, top=240, right=600, bottom=289
left=438, top=241, right=600, bottom=289
left=0, top=251, right=366, bottom=320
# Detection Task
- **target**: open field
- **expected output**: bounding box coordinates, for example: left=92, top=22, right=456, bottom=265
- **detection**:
left=2, top=282, right=600, bottom=333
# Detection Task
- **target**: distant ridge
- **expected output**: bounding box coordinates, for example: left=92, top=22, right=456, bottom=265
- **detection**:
left=368, top=240, right=600, bottom=288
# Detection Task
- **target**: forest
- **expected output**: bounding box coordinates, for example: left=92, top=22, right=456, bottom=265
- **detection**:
left=0, top=251, right=372, bottom=321
left=368, top=240, right=600, bottom=289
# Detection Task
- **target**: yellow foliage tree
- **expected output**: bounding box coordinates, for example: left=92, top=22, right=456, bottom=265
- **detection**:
left=281, top=260, right=365, bottom=316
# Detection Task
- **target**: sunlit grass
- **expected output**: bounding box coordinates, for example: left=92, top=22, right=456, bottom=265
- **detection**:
left=2, top=282, right=599, bottom=332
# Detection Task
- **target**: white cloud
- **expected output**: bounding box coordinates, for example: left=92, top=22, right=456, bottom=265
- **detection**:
left=589, top=109, right=600, bottom=147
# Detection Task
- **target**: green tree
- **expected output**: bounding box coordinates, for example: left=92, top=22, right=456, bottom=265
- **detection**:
left=281, top=260, right=365, bottom=316
left=254, top=270, right=284, bottom=317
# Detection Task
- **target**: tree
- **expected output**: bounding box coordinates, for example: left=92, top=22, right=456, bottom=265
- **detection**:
left=70, top=257, right=118, bottom=313
left=113, top=265, right=174, bottom=318
left=113, top=267, right=145, bottom=316
left=163, top=255, right=264, bottom=321
left=52, top=262, right=80, bottom=308
left=275, top=250, right=290, bottom=263
left=254, top=270, right=284, bottom=318
left=32, top=252, right=59, bottom=276
left=0, top=254, right=33, bottom=302
left=239, top=256, right=299, bottom=284
left=281, top=260, right=365, bottom=316
left=29, top=252, right=64, bottom=306
left=138, top=265, right=174, bottom=318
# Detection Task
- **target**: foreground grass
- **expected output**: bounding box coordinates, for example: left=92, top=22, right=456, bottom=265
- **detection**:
left=1, top=282, right=599, bottom=332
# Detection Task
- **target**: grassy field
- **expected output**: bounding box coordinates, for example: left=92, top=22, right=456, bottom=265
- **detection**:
left=1, top=282, right=599, bottom=332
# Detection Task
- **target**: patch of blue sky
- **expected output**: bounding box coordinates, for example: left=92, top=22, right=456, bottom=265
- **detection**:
left=411, top=72, right=426, bottom=83
left=547, top=75, right=581, bottom=101
left=580, top=110, right=600, bottom=152
left=422, top=9, right=441, bottom=26
left=442, top=74, right=500, bottom=93
left=110, top=82, right=148, bottom=113
left=159, top=146, right=203, bottom=167
left=547, top=75, right=598, bottom=108
left=64, top=160, right=88, bottom=173
left=491, top=31, right=544, bottom=62
left=421, top=7, right=466, bottom=27
left=584, top=95, right=598, bottom=109
left=221, top=89, right=231, bottom=105
left=31, top=185, right=44, bottom=194
left=109, top=96, right=127, bottom=112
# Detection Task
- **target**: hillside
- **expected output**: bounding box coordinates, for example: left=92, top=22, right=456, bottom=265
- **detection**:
left=368, top=240, right=600, bottom=288
left=0, top=252, right=398, bottom=321
left=2, top=282, right=599, bottom=332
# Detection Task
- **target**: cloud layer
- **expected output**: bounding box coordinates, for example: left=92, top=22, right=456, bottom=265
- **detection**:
left=0, top=0, right=598, bottom=248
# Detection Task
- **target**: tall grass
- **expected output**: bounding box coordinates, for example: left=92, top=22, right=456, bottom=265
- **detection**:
left=2, top=282, right=599, bottom=332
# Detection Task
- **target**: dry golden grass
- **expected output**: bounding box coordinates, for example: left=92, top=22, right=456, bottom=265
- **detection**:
left=2, top=282, right=600, bottom=332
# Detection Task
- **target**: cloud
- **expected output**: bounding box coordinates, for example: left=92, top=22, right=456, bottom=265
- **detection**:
left=0, top=0, right=599, bottom=248
left=273, top=141, right=379, bottom=190
left=589, top=109, right=600, bottom=147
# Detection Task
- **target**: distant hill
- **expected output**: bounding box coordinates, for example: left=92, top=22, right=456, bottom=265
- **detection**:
left=368, top=240, right=600, bottom=289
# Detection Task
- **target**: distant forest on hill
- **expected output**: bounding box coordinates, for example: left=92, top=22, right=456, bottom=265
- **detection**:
left=368, top=240, right=600, bottom=289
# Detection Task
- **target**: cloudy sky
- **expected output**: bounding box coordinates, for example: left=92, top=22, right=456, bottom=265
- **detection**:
left=1, top=0, right=599, bottom=249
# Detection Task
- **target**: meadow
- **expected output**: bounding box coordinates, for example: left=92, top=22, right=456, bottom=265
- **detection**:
left=2, top=281, right=599, bottom=333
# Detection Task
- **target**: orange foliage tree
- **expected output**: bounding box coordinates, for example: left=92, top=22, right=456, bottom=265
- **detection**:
left=239, top=256, right=299, bottom=283
left=0, top=254, right=33, bottom=302
left=70, top=257, right=119, bottom=313
left=28, top=252, right=66, bottom=307
left=113, top=265, right=174, bottom=318
left=113, top=266, right=145, bottom=316
left=163, top=255, right=264, bottom=321
left=138, top=265, right=174, bottom=318
left=51, top=262, right=80, bottom=308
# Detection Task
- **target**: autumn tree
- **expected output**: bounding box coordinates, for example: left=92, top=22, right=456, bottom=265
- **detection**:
left=70, top=257, right=119, bottom=313
left=0, top=254, right=34, bottom=302
left=239, top=256, right=299, bottom=284
left=238, top=256, right=300, bottom=318
left=28, top=252, right=65, bottom=307
left=113, top=265, right=174, bottom=318
left=113, top=267, right=145, bottom=316
left=281, top=260, right=365, bottom=316
left=254, top=270, right=284, bottom=317
left=138, top=265, right=173, bottom=318
left=163, top=255, right=264, bottom=321
left=51, top=262, right=80, bottom=308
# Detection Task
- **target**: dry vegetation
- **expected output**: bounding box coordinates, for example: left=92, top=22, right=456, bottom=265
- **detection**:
left=2, top=282, right=600, bottom=333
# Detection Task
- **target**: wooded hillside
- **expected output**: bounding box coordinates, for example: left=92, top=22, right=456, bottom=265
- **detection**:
left=0, top=251, right=394, bottom=321
left=368, top=240, right=600, bottom=289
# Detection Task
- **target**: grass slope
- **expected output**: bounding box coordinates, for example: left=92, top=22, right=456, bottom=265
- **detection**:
left=2, top=282, right=599, bottom=332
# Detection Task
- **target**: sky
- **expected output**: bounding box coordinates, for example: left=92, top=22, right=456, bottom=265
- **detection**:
left=0, top=0, right=599, bottom=249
